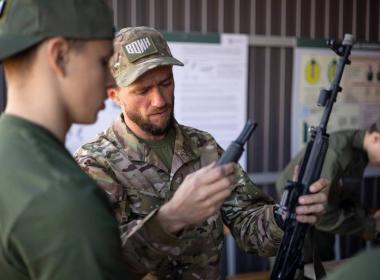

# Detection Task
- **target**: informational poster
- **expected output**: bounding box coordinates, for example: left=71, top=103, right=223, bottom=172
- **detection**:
left=65, top=33, right=249, bottom=167
left=292, top=40, right=380, bottom=155
left=170, top=34, right=249, bottom=166
left=342, top=55, right=380, bottom=103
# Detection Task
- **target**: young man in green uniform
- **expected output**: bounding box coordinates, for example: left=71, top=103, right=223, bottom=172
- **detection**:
left=276, top=121, right=380, bottom=261
left=75, top=26, right=328, bottom=279
left=0, top=0, right=136, bottom=279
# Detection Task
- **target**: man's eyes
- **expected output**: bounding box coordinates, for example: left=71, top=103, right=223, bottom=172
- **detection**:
left=134, top=78, right=173, bottom=94
left=161, top=79, right=173, bottom=87
left=135, top=88, right=149, bottom=95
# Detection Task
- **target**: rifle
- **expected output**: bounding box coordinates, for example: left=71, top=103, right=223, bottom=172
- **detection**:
left=217, top=120, right=257, bottom=165
left=270, top=34, right=354, bottom=280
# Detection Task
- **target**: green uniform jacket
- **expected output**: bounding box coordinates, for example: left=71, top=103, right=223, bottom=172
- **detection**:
left=326, top=247, right=380, bottom=280
left=75, top=115, right=283, bottom=279
left=0, top=115, right=134, bottom=280
left=276, top=129, right=376, bottom=238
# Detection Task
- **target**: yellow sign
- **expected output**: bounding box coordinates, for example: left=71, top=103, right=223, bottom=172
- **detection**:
left=327, top=59, right=337, bottom=82
left=305, top=59, right=320, bottom=85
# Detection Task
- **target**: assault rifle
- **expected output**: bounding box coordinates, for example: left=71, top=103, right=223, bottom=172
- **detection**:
left=270, top=34, right=354, bottom=280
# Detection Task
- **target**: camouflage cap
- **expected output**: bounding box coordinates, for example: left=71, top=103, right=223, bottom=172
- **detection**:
left=0, top=0, right=114, bottom=61
left=109, top=26, right=184, bottom=87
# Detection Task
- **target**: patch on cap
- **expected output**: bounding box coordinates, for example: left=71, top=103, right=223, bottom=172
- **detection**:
left=123, top=36, right=158, bottom=63
left=0, top=0, right=7, bottom=18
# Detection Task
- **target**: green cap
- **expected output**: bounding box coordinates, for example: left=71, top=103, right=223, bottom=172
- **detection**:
left=109, top=26, right=184, bottom=87
left=0, top=0, right=114, bottom=61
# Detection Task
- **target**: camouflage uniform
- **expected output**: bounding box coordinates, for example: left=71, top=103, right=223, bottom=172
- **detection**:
left=75, top=115, right=283, bottom=279
left=276, top=129, right=377, bottom=261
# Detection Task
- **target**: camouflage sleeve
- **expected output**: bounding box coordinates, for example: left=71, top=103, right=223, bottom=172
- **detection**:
left=221, top=163, right=284, bottom=257
left=74, top=151, right=183, bottom=274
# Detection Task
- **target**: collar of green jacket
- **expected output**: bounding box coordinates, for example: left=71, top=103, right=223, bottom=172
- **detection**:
left=111, top=114, right=201, bottom=173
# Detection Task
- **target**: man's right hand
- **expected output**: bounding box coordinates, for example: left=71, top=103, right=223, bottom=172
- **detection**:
left=157, top=162, right=236, bottom=234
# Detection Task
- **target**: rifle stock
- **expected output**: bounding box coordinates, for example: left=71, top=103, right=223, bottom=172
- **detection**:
left=270, top=34, right=354, bottom=280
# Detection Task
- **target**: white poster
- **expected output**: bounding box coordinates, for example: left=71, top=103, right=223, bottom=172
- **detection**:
left=170, top=34, right=249, bottom=167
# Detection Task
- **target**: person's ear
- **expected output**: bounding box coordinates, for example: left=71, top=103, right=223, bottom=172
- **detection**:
left=107, top=87, right=121, bottom=105
left=45, top=37, right=70, bottom=77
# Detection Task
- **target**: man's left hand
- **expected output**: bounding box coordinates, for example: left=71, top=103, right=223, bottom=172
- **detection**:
left=295, top=178, right=328, bottom=224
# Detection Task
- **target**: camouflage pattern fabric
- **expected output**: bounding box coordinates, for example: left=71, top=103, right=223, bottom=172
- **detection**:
left=75, top=114, right=283, bottom=279
left=109, top=26, right=184, bottom=88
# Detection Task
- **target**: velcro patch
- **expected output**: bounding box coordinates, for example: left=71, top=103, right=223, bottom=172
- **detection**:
left=0, top=0, right=7, bottom=18
left=123, top=36, right=158, bottom=63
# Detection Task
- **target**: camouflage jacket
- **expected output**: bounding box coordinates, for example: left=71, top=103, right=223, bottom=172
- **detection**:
left=75, top=115, right=283, bottom=279
left=276, top=129, right=376, bottom=238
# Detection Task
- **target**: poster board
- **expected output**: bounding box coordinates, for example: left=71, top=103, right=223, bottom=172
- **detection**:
left=65, top=33, right=249, bottom=167
left=291, top=39, right=380, bottom=156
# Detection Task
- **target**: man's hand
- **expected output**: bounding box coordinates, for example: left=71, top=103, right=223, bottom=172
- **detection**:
left=295, top=178, right=328, bottom=224
left=157, top=162, right=236, bottom=234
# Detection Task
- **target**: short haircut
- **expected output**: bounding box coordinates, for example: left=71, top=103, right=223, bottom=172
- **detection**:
left=3, top=39, right=85, bottom=79
left=3, top=44, right=39, bottom=78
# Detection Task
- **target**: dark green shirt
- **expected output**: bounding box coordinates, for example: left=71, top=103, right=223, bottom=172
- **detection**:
left=0, top=115, right=133, bottom=280
left=140, top=127, right=176, bottom=170
left=327, top=247, right=380, bottom=280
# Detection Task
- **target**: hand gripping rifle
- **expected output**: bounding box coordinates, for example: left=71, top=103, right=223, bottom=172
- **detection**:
left=270, top=34, right=354, bottom=280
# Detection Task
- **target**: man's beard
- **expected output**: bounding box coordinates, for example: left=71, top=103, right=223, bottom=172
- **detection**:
left=126, top=105, right=175, bottom=136
left=141, top=111, right=174, bottom=136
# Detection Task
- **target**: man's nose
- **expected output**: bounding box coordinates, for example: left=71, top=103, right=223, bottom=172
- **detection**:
left=151, top=87, right=166, bottom=107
